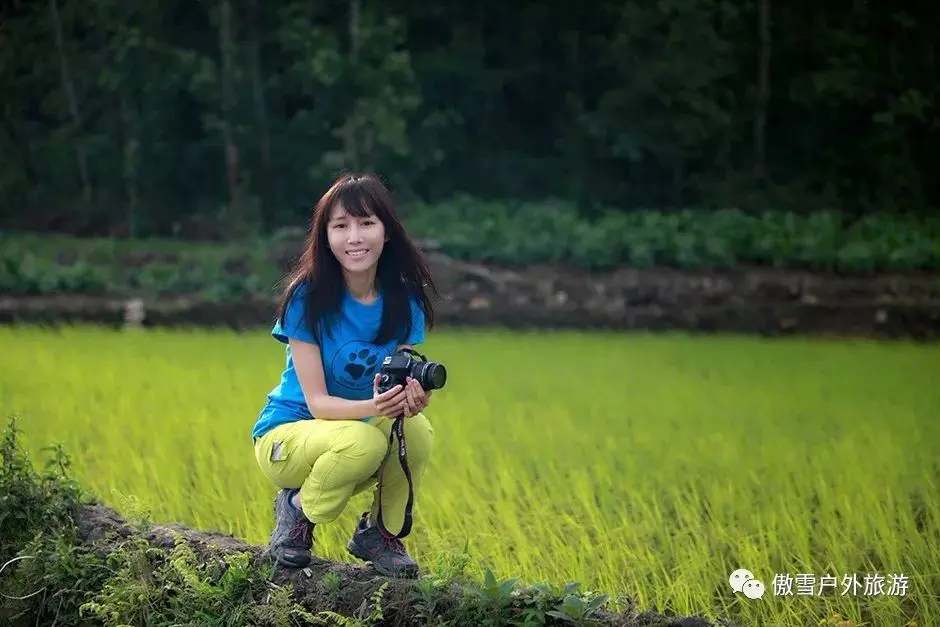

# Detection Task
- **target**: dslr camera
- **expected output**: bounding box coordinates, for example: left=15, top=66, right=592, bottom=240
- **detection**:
left=377, top=348, right=447, bottom=395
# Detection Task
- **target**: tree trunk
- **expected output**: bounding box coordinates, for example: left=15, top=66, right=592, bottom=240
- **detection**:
left=120, top=97, right=140, bottom=237
left=343, top=0, right=360, bottom=169
left=754, top=0, right=770, bottom=182
left=247, top=0, right=272, bottom=231
left=218, top=0, right=241, bottom=227
left=49, top=0, right=91, bottom=204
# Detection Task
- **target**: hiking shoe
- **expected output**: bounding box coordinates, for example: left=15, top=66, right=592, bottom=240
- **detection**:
left=346, top=511, right=419, bottom=578
left=269, top=489, right=314, bottom=568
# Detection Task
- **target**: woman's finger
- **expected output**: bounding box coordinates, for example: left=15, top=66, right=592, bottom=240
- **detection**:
left=376, top=393, right=399, bottom=416
left=376, top=384, right=404, bottom=402
left=384, top=389, right=409, bottom=416
left=403, top=378, right=416, bottom=408
left=416, top=395, right=429, bottom=413
left=404, top=384, right=418, bottom=417
left=411, top=379, right=426, bottom=401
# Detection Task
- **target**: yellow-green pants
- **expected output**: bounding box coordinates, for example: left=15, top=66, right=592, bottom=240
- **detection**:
left=253, top=413, right=434, bottom=535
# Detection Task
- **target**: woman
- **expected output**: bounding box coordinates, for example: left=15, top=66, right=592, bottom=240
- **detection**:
left=251, top=172, right=439, bottom=578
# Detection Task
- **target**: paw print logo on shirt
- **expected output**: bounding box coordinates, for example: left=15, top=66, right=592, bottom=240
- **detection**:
left=345, top=348, right=378, bottom=380
left=331, top=341, right=389, bottom=392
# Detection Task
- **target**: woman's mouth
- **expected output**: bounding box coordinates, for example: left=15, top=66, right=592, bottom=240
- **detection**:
left=346, top=249, right=369, bottom=258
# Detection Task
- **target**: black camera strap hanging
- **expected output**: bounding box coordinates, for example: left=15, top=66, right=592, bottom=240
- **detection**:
left=374, top=347, right=425, bottom=539
left=375, top=413, right=414, bottom=539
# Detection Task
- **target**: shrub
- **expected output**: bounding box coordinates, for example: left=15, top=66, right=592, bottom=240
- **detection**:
left=403, top=200, right=940, bottom=272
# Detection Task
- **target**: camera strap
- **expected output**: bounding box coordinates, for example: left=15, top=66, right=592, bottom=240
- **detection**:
left=397, top=347, right=426, bottom=361
left=374, top=347, right=426, bottom=539
left=375, top=414, right=414, bottom=539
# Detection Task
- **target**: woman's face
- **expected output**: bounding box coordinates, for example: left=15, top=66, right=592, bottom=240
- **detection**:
left=326, top=203, right=387, bottom=275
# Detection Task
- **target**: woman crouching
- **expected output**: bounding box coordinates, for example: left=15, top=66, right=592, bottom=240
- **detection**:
left=251, top=172, right=439, bottom=578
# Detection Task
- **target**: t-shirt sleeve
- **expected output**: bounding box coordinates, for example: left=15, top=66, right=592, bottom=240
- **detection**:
left=405, top=298, right=426, bottom=345
left=272, top=286, right=317, bottom=345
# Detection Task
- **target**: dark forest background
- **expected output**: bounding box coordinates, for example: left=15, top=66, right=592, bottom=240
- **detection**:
left=0, top=0, right=938, bottom=241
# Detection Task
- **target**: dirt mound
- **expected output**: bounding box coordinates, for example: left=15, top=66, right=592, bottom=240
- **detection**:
left=70, top=502, right=725, bottom=626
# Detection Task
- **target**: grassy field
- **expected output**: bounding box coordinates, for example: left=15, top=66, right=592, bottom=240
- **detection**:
left=1, top=324, right=937, bottom=626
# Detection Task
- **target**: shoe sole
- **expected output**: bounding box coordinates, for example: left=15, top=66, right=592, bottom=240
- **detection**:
left=346, top=542, right=419, bottom=579
left=272, top=550, right=312, bottom=569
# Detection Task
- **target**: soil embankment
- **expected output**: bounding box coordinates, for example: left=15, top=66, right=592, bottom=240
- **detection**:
left=69, top=501, right=722, bottom=626
left=1, top=250, right=938, bottom=339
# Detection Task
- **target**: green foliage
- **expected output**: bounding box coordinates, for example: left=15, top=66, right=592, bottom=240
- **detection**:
left=404, top=200, right=940, bottom=272
left=444, top=570, right=613, bottom=627
left=0, top=253, right=112, bottom=295
left=1, top=0, right=937, bottom=237
left=310, top=581, right=389, bottom=627
left=0, top=418, right=93, bottom=626
left=1, top=203, right=938, bottom=300
left=76, top=535, right=270, bottom=627
left=0, top=417, right=85, bottom=569
left=0, top=417, right=298, bottom=627
left=0, top=233, right=280, bottom=299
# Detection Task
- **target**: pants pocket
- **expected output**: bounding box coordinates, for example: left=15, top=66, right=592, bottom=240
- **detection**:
left=270, top=439, right=287, bottom=462
left=255, top=432, right=295, bottom=486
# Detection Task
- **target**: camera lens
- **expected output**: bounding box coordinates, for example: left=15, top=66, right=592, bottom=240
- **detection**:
left=422, top=362, right=447, bottom=390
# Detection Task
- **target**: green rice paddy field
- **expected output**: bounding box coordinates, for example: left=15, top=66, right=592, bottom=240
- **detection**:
left=1, top=325, right=937, bottom=626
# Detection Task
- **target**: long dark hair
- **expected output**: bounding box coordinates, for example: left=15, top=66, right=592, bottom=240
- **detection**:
left=275, top=173, right=438, bottom=346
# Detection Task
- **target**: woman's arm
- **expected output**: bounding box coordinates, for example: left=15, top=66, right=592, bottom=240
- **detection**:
left=292, top=338, right=401, bottom=420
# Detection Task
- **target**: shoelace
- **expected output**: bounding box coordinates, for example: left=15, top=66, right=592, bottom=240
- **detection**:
left=289, top=520, right=312, bottom=546
left=380, top=533, right=407, bottom=555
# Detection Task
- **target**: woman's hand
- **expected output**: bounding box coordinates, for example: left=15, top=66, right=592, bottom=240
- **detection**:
left=402, top=376, right=432, bottom=418
left=372, top=374, right=407, bottom=418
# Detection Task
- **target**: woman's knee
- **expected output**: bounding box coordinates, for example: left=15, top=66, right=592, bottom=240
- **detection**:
left=402, top=413, right=434, bottom=466
left=329, top=421, right=389, bottom=471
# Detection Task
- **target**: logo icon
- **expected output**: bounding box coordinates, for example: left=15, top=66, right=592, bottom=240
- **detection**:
left=729, top=568, right=765, bottom=600
left=331, top=341, right=389, bottom=391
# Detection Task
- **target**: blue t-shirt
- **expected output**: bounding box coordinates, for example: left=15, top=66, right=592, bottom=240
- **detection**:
left=251, top=282, right=425, bottom=440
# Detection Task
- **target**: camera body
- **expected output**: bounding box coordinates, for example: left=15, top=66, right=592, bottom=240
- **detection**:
left=377, top=349, right=447, bottom=396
